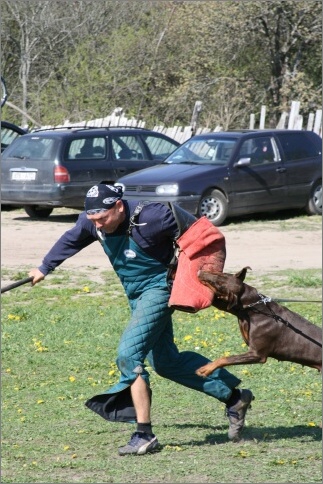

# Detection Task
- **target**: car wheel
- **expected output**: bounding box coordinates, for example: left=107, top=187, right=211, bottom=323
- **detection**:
left=305, top=181, right=322, bottom=215
left=24, top=205, right=54, bottom=218
left=198, top=189, right=228, bottom=226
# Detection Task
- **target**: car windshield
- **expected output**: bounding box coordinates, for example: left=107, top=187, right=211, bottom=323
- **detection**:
left=164, top=137, right=238, bottom=165
left=5, top=136, right=57, bottom=160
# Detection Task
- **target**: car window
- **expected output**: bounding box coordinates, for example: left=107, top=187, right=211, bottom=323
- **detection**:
left=275, top=132, right=321, bottom=161
left=67, top=137, right=106, bottom=160
left=6, top=136, right=56, bottom=160
left=111, top=135, right=145, bottom=160
left=166, top=137, right=237, bottom=165
left=142, top=134, right=178, bottom=160
left=238, top=136, right=276, bottom=165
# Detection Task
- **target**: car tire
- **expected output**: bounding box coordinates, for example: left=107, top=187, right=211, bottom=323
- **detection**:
left=305, top=181, right=322, bottom=215
left=24, top=205, right=54, bottom=218
left=198, top=189, right=228, bottom=226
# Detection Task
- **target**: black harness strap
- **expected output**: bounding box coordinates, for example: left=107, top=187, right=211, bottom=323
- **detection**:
left=127, top=201, right=150, bottom=236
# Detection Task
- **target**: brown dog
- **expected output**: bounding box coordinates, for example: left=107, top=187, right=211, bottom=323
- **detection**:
left=196, top=267, right=322, bottom=377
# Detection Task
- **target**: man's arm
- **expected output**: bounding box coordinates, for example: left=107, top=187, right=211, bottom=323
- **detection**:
left=29, top=212, right=98, bottom=284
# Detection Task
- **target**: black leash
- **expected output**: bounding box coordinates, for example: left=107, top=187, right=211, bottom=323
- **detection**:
left=1, top=277, right=33, bottom=294
left=273, top=298, right=321, bottom=303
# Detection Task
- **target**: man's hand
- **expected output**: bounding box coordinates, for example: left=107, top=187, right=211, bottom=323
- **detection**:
left=28, top=268, right=45, bottom=285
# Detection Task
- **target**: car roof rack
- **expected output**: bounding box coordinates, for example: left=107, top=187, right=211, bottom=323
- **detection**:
left=31, top=126, right=150, bottom=133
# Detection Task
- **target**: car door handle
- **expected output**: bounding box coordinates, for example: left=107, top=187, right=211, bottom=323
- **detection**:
left=275, top=167, right=286, bottom=173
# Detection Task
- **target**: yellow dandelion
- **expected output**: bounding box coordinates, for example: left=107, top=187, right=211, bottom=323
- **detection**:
left=36, top=346, right=48, bottom=352
left=71, top=454, right=77, bottom=459
left=184, top=335, right=192, bottom=341
left=69, top=376, right=76, bottom=382
left=82, top=286, right=90, bottom=293
left=6, top=368, right=11, bottom=373
left=308, top=422, right=316, bottom=427
left=37, top=400, right=45, bottom=404
left=238, top=450, right=249, bottom=458
left=63, top=445, right=70, bottom=451
left=241, top=369, right=251, bottom=376
left=164, top=445, right=183, bottom=451
left=33, top=339, right=48, bottom=352
left=8, top=314, right=21, bottom=321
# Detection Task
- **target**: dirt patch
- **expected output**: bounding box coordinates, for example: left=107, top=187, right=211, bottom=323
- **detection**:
left=1, top=208, right=321, bottom=284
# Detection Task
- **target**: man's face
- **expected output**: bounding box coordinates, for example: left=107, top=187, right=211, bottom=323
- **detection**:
left=86, top=200, right=125, bottom=233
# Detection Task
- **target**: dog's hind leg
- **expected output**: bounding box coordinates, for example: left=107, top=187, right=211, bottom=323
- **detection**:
left=196, top=351, right=267, bottom=377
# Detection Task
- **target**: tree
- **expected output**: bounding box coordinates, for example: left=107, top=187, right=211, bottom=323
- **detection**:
left=1, top=0, right=321, bottom=129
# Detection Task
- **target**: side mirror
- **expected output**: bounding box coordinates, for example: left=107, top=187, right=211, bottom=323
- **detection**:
left=234, top=157, right=251, bottom=168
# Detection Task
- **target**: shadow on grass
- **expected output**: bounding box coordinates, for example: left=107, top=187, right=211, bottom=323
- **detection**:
left=12, top=213, right=80, bottom=223
left=160, top=423, right=322, bottom=447
left=222, top=208, right=306, bottom=227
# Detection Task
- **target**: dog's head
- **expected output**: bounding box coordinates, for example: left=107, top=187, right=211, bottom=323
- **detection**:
left=198, top=266, right=251, bottom=309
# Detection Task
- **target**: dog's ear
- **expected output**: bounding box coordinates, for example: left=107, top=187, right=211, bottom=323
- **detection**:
left=235, top=266, right=252, bottom=281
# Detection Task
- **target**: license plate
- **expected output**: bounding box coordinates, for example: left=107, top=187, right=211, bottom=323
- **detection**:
left=11, top=171, right=36, bottom=181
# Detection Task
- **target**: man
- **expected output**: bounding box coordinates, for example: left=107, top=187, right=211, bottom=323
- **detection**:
left=29, top=184, right=253, bottom=456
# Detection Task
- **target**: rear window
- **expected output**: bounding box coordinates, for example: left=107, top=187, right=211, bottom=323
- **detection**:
left=275, top=132, right=321, bottom=161
left=1, top=126, right=24, bottom=152
left=4, top=136, right=56, bottom=160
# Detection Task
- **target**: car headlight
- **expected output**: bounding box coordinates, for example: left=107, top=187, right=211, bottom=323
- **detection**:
left=156, top=184, right=179, bottom=195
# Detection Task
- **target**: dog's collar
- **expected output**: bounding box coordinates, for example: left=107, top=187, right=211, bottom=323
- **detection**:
left=244, top=293, right=272, bottom=308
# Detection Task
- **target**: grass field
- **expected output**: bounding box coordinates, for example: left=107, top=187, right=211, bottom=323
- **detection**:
left=1, top=264, right=322, bottom=483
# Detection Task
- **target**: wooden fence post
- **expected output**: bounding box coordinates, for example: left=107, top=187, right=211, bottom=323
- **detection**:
left=287, top=101, right=300, bottom=129
left=276, top=112, right=288, bottom=129
left=249, top=113, right=255, bottom=129
left=313, top=110, right=322, bottom=135
left=307, top=113, right=315, bottom=131
left=190, top=101, right=203, bottom=136
left=259, top=105, right=266, bottom=129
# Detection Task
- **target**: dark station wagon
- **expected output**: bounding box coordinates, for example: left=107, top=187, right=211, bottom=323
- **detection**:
left=1, top=126, right=179, bottom=218
left=116, top=129, right=322, bottom=225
